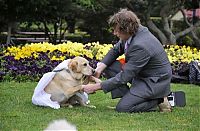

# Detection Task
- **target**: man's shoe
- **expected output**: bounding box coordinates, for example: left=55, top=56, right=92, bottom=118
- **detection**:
left=158, top=97, right=172, bottom=112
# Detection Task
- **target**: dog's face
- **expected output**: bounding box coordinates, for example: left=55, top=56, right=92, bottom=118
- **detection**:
left=68, top=56, right=95, bottom=76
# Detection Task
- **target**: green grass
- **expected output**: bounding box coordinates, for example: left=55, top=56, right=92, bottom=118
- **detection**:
left=0, top=82, right=199, bottom=131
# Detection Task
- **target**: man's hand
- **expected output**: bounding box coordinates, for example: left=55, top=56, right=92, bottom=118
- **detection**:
left=82, top=83, right=101, bottom=94
left=94, top=62, right=107, bottom=78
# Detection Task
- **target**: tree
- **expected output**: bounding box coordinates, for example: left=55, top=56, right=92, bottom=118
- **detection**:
left=0, top=0, right=27, bottom=45
left=0, top=0, right=75, bottom=44
left=30, top=0, right=73, bottom=43
left=74, top=0, right=118, bottom=43
left=124, top=0, right=200, bottom=46
left=0, top=0, right=50, bottom=45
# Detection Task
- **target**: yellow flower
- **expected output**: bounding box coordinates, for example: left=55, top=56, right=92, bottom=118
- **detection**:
left=33, top=53, right=39, bottom=59
left=2, top=42, right=200, bottom=64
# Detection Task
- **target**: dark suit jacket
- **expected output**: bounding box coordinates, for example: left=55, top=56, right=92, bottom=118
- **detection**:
left=100, top=25, right=172, bottom=99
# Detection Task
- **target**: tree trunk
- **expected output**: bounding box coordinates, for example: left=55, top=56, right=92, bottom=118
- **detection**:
left=53, top=22, right=58, bottom=44
left=43, top=21, right=52, bottom=42
left=67, top=19, right=76, bottom=33
left=177, top=8, right=200, bottom=47
left=191, top=30, right=200, bottom=47
left=59, top=19, right=62, bottom=43
left=146, top=19, right=169, bottom=45
left=161, top=17, right=176, bottom=44
left=60, top=22, right=68, bottom=42
left=146, top=12, right=168, bottom=45
left=175, top=22, right=200, bottom=39
left=6, top=23, right=12, bottom=45
left=160, top=4, right=176, bottom=45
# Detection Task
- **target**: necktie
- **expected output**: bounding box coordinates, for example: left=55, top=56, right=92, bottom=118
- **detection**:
left=124, top=41, right=129, bottom=53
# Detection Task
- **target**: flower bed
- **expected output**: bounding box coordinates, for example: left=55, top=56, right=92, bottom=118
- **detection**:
left=0, top=41, right=112, bottom=81
left=0, top=42, right=199, bottom=82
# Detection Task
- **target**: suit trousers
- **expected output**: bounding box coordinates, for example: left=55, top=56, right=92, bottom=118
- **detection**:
left=103, top=61, right=161, bottom=113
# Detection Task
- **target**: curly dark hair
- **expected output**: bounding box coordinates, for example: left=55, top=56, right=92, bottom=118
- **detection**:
left=108, top=8, right=140, bottom=35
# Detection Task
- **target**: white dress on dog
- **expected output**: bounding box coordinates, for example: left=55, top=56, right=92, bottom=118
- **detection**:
left=32, top=59, right=89, bottom=109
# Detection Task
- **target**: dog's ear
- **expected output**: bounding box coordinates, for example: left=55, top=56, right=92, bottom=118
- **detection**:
left=69, top=60, right=78, bottom=72
left=68, top=60, right=81, bottom=73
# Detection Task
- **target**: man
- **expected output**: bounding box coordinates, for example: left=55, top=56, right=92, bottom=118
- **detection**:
left=83, top=9, right=172, bottom=113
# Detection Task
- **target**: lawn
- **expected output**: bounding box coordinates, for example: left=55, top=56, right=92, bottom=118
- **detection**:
left=0, top=82, right=199, bottom=131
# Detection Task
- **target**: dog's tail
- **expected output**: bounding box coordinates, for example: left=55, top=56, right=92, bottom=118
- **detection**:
left=44, top=119, right=77, bottom=131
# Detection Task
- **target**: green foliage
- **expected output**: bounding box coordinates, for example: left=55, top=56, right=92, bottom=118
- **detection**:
left=75, top=0, right=94, bottom=8
left=0, top=82, right=199, bottom=130
left=2, top=0, right=197, bottom=45
left=196, top=27, right=200, bottom=38
left=19, top=22, right=45, bottom=32
left=75, top=0, right=108, bottom=10
left=182, top=35, right=194, bottom=46
left=184, top=0, right=199, bottom=9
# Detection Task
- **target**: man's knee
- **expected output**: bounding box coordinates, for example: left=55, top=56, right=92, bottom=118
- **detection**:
left=116, top=100, right=158, bottom=113
left=115, top=100, right=150, bottom=113
left=115, top=102, right=132, bottom=113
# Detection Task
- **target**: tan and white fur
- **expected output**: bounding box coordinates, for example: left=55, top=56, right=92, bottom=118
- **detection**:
left=44, top=56, right=100, bottom=107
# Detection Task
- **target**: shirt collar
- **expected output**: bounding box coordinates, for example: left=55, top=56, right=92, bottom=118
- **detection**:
left=125, top=35, right=133, bottom=46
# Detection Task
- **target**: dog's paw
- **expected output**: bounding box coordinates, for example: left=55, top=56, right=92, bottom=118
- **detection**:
left=61, top=104, right=73, bottom=108
left=89, top=76, right=102, bottom=83
left=79, top=86, right=84, bottom=92
left=106, top=106, right=116, bottom=110
left=68, top=105, right=73, bottom=108
left=86, top=105, right=96, bottom=108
